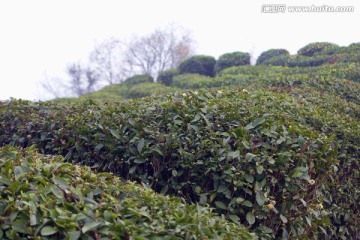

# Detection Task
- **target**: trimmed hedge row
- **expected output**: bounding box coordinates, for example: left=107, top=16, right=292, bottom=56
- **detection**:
left=1, top=86, right=359, bottom=239
left=218, top=64, right=360, bottom=104
left=0, top=146, right=254, bottom=239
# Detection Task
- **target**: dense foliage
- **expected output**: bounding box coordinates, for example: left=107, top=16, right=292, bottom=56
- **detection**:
left=179, top=55, right=216, bottom=77
left=297, top=42, right=339, bottom=57
left=123, top=74, right=154, bottom=86
left=0, top=146, right=253, bottom=239
left=256, top=49, right=290, bottom=65
left=215, top=52, right=250, bottom=74
left=156, top=69, right=179, bottom=86
left=1, top=41, right=359, bottom=239
left=1, top=83, right=359, bottom=239
left=172, top=74, right=215, bottom=89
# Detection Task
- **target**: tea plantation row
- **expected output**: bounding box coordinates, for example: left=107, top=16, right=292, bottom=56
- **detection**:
left=1, top=85, right=359, bottom=239
left=54, top=61, right=360, bottom=105
left=0, top=146, right=253, bottom=239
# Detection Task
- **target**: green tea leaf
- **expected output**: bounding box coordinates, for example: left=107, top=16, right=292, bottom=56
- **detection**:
left=242, top=200, right=253, bottom=208
left=246, top=212, right=255, bottom=225
left=41, top=226, right=57, bottom=236
left=256, top=191, right=266, bottom=206
left=68, top=231, right=81, bottom=240
left=244, top=174, right=254, bottom=183
left=215, top=201, right=228, bottom=210
left=82, top=222, right=101, bottom=233
left=256, top=165, right=264, bottom=174
left=51, top=185, right=64, bottom=199
left=229, top=214, right=240, bottom=223
left=137, top=138, right=145, bottom=153
left=280, top=214, right=288, bottom=224
left=53, top=176, right=70, bottom=190
left=13, top=219, right=31, bottom=234
left=110, top=129, right=121, bottom=140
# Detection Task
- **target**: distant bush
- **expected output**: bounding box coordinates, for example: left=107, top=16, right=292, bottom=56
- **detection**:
left=256, top=49, right=290, bottom=65
left=157, top=69, right=179, bottom=86
left=347, top=42, right=360, bottom=52
left=215, top=52, right=250, bottom=74
left=128, top=82, right=171, bottom=98
left=287, top=55, right=333, bottom=67
left=179, top=55, right=216, bottom=77
left=124, top=74, right=154, bottom=86
left=258, top=54, right=290, bottom=66
left=172, top=74, right=214, bottom=89
left=297, top=42, right=339, bottom=56
left=0, top=146, right=254, bottom=239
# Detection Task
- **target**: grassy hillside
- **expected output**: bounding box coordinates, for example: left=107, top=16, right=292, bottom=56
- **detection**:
left=1, top=42, right=359, bottom=239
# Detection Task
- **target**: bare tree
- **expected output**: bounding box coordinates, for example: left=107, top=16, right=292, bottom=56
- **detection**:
left=123, top=24, right=195, bottom=78
left=40, top=74, right=68, bottom=99
left=89, top=38, right=130, bottom=84
left=40, top=24, right=196, bottom=99
left=67, top=63, right=99, bottom=96
left=39, top=64, right=99, bottom=100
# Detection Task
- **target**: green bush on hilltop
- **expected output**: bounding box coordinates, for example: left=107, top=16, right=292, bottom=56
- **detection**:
left=297, top=42, right=339, bottom=56
left=157, top=69, right=179, bottom=86
left=287, top=55, right=333, bottom=67
left=215, top=52, right=250, bottom=74
left=128, top=82, right=172, bottom=98
left=179, top=55, right=216, bottom=77
left=256, top=49, right=290, bottom=65
left=172, top=74, right=214, bottom=89
left=123, top=74, right=154, bottom=86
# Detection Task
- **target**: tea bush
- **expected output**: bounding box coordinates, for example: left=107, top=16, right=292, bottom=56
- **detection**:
left=123, top=74, right=154, bottom=86
left=257, top=54, right=290, bottom=67
left=127, top=83, right=172, bottom=98
left=2, top=42, right=360, bottom=239
left=287, top=55, right=333, bottom=67
left=157, top=69, right=179, bottom=86
left=0, top=146, right=254, bottom=239
left=256, top=49, right=290, bottom=65
left=1, top=86, right=359, bottom=239
left=172, top=74, right=215, bottom=89
left=297, top=42, right=339, bottom=57
left=179, top=55, right=216, bottom=77
left=215, top=52, right=250, bottom=74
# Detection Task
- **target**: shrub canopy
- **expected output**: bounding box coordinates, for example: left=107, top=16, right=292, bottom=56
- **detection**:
left=179, top=55, right=216, bottom=77
left=215, top=52, right=250, bottom=74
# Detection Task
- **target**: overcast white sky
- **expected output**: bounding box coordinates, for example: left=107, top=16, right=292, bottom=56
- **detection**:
left=0, top=0, right=359, bottom=100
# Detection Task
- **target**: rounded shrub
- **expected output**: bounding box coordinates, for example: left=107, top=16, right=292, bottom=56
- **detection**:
left=347, top=42, right=360, bottom=52
left=124, top=74, right=154, bottom=86
left=215, top=52, right=250, bottom=74
left=179, top=55, right=216, bottom=77
left=172, top=74, right=215, bottom=89
left=287, top=55, right=332, bottom=67
left=128, top=82, right=171, bottom=98
left=297, top=42, right=339, bottom=57
left=156, top=69, right=179, bottom=86
left=258, top=54, right=290, bottom=66
left=256, top=49, right=290, bottom=65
